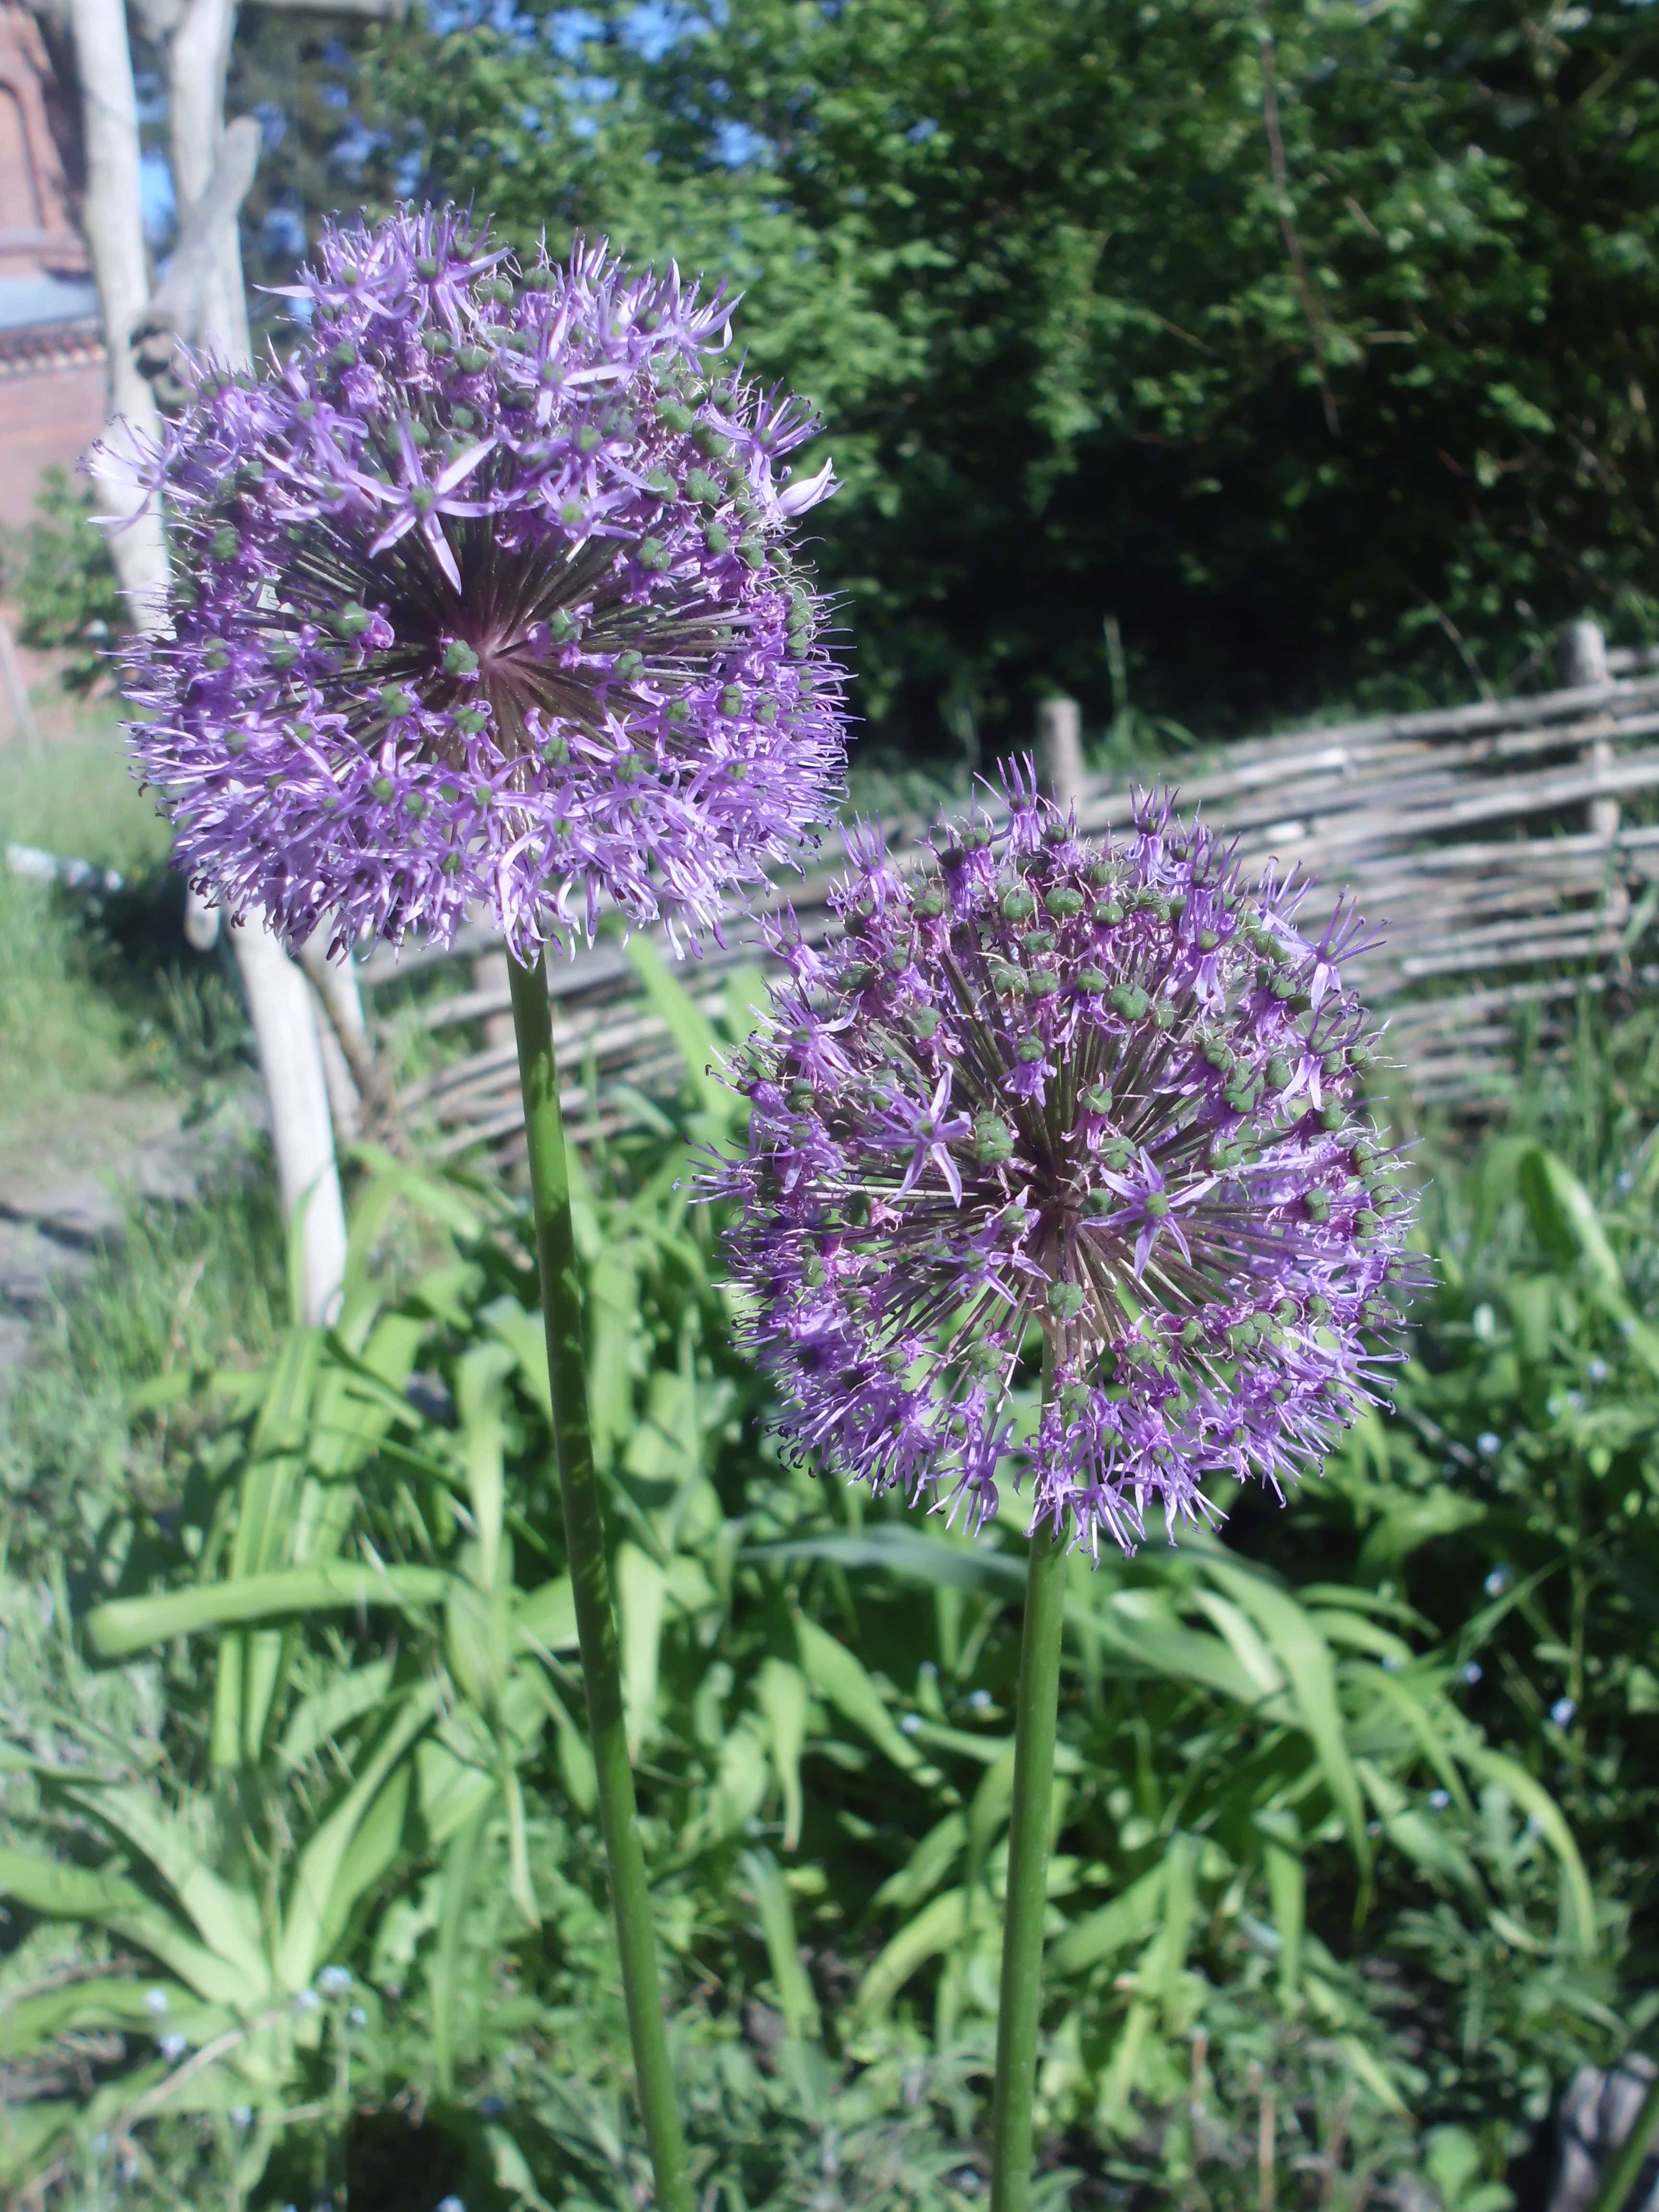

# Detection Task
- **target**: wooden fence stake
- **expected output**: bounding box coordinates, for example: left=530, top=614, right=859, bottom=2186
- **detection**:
left=1560, top=619, right=1621, bottom=842
left=0, top=617, right=42, bottom=762
left=1037, top=696, right=1085, bottom=813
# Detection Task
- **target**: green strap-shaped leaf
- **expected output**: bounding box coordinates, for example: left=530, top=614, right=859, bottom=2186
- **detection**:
left=87, top=1563, right=452, bottom=1657
left=754, top=1657, right=808, bottom=1853
left=1360, top=1667, right=1474, bottom=1815
left=0, top=1976, right=204, bottom=2058
left=454, top=1341, right=516, bottom=1594
left=323, top=1761, right=414, bottom=1962
left=276, top=1683, right=439, bottom=1991
left=617, top=1541, right=669, bottom=1757
left=1077, top=1579, right=1268, bottom=1704
left=340, top=1148, right=484, bottom=1312
left=514, top=1575, right=577, bottom=1656
left=1048, top=1863, right=1171, bottom=1977
left=0, top=1850, right=255, bottom=2008
left=1192, top=1591, right=1289, bottom=1699
left=855, top=1886, right=976, bottom=2021
left=750, top=1525, right=1024, bottom=1597
left=740, top=1847, right=820, bottom=2040
left=622, top=933, right=731, bottom=1120
left=872, top=1812, right=967, bottom=1913
left=1355, top=1758, right=1485, bottom=1909
left=62, top=1784, right=269, bottom=1996
left=1254, top=1809, right=1305, bottom=2004
left=794, top=1613, right=947, bottom=1791
left=1203, top=1559, right=1369, bottom=1866
left=431, top=1802, right=488, bottom=2095
left=485, top=1298, right=553, bottom=1422
left=277, top=1659, right=397, bottom=1770
left=1466, top=1746, right=1597, bottom=1957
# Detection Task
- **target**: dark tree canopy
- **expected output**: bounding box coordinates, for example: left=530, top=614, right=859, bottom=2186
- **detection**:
left=355, top=0, right=1659, bottom=754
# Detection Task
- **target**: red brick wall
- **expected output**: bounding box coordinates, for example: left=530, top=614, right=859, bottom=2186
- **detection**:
left=0, top=353, right=106, bottom=527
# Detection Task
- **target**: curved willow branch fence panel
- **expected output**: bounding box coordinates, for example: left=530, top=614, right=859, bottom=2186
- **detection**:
left=355, top=667, right=1659, bottom=1151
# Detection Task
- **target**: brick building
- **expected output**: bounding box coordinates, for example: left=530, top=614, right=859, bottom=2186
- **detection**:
left=0, top=1, right=104, bottom=532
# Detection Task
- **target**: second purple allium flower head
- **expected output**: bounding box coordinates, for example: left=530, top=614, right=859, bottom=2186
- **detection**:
left=115, top=205, right=847, bottom=957
left=709, top=769, right=1422, bottom=1557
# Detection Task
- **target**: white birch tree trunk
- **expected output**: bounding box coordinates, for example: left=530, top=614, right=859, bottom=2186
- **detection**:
left=230, top=916, right=351, bottom=1324
left=164, top=0, right=349, bottom=1320
left=72, top=0, right=349, bottom=1322
left=70, top=0, right=168, bottom=618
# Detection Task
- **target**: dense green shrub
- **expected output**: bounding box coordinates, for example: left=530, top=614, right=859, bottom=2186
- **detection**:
left=363, top=0, right=1659, bottom=750
left=3, top=470, right=125, bottom=697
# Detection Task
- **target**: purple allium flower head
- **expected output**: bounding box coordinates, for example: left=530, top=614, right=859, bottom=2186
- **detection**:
left=707, top=768, right=1423, bottom=1556
left=109, top=205, right=847, bottom=958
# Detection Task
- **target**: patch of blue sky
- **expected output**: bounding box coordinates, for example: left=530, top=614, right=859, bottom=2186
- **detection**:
left=715, top=118, right=769, bottom=166
left=140, top=147, right=175, bottom=247
left=261, top=202, right=308, bottom=259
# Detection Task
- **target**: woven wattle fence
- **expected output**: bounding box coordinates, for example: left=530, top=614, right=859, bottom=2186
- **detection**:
left=355, top=648, right=1659, bottom=1155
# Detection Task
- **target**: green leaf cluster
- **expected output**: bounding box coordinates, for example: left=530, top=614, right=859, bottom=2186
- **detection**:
left=363, top=0, right=1659, bottom=745
left=3, top=469, right=125, bottom=697
left=0, top=970, right=1653, bottom=2209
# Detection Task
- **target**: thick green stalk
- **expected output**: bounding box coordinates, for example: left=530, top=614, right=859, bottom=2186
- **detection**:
left=507, top=952, right=694, bottom=2212
left=1588, top=2062, right=1659, bottom=2212
left=990, top=1351, right=1068, bottom=2212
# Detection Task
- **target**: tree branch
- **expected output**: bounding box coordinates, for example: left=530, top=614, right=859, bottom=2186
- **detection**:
left=1257, top=22, right=1340, bottom=440
left=132, top=109, right=259, bottom=350
left=253, top=0, right=405, bottom=17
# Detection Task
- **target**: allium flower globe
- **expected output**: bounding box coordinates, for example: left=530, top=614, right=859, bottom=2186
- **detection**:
left=115, top=206, right=847, bottom=957
left=711, top=771, right=1421, bottom=1555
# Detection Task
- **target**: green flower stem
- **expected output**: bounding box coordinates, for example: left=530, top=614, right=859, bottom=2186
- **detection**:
left=1589, top=2061, right=1659, bottom=2212
left=990, top=1350, right=1067, bottom=2212
left=508, top=951, right=694, bottom=2212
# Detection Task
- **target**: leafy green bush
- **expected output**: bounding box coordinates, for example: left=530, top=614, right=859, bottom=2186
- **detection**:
left=367, top=0, right=1659, bottom=745
left=3, top=469, right=125, bottom=698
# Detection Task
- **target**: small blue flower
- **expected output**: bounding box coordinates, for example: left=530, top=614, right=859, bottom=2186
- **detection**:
left=144, top=1988, right=169, bottom=2017
left=1382, top=1652, right=1404, bottom=1673
left=1587, top=1358, right=1610, bottom=1385
left=1428, top=1789, right=1451, bottom=1810
left=158, top=2032, right=187, bottom=2061
left=347, top=2006, right=368, bottom=2028
left=317, top=1965, right=353, bottom=1996
left=437, top=2197, right=467, bottom=2212
left=1461, top=1661, right=1483, bottom=1685
left=1550, top=1697, right=1577, bottom=1728
left=1484, top=1566, right=1511, bottom=1598
left=1476, top=1431, right=1502, bottom=1458
left=968, top=1688, right=993, bottom=1711
left=900, top=1712, right=924, bottom=1736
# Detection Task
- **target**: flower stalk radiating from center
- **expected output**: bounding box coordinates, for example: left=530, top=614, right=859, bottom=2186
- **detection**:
left=709, top=768, right=1421, bottom=2212
left=711, top=765, right=1421, bottom=1552
left=115, top=206, right=845, bottom=962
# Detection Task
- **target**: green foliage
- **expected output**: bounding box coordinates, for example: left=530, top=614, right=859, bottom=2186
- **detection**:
left=4, top=469, right=126, bottom=697
left=365, top=0, right=1659, bottom=747
left=4, top=964, right=1654, bottom=2211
